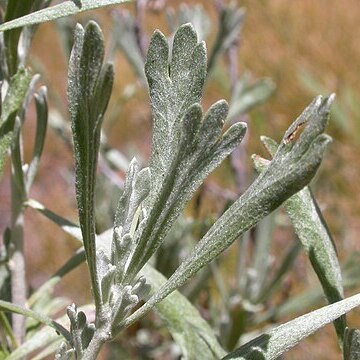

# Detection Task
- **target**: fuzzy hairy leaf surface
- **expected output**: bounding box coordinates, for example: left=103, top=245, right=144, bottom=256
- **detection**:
left=26, top=202, right=225, bottom=357
left=254, top=130, right=345, bottom=344
left=145, top=23, right=207, bottom=203
left=68, top=21, right=114, bottom=310
left=126, top=25, right=247, bottom=280
left=0, top=0, right=132, bottom=32
left=344, top=328, right=360, bottom=360
left=223, top=293, right=360, bottom=360
left=121, top=95, right=333, bottom=329
left=6, top=305, right=93, bottom=360
left=0, top=300, right=71, bottom=342
left=141, top=264, right=226, bottom=360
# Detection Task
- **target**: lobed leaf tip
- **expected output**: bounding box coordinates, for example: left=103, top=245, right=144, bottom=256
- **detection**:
left=85, top=20, right=101, bottom=32
left=151, top=29, right=167, bottom=42
left=75, top=23, right=84, bottom=32
left=320, top=93, right=336, bottom=112
left=212, top=99, right=229, bottom=113
left=178, top=22, right=196, bottom=33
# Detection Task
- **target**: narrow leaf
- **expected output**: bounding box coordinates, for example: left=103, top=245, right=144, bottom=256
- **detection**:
left=0, top=0, right=132, bottom=32
left=68, top=21, right=114, bottom=310
left=344, top=328, right=360, bottom=360
left=255, top=126, right=346, bottom=344
left=112, top=10, right=146, bottom=82
left=25, top=86, right=48, bottom=191
left=228, top=75, right=275, bottom=120
left=222, top=293, right=360, bottom=360
left=0, top=68, right=32, bottom=176
left=207, top=4, right=245, bottom=73
left=7, top=305, right=93, bottom=360
left=0, top=300, right=71, bottom=342
left=26, top=198, right=82, bottom=240
left=3, top=0, right=33, bottom=75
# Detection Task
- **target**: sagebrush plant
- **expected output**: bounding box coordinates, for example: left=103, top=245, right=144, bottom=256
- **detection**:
left=1, top=1, right=360, bottom=359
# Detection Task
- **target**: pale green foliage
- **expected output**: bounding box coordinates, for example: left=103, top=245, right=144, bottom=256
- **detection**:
left=228, top=74, right=276, bottom=120
left=125, top=24, right=247, bottom=281
left=254, top=132, right=346, bottom=344
left=141, top=264, right=226, bottom=360
left=0, top=0, right=132, bottom=32
left=224, top=293, right=360, bottom=360
left=68, top=20, right=114, bottom=313
left=344, top=328, right=360, bottom=360
left=0, top=68, right=31, bottom=176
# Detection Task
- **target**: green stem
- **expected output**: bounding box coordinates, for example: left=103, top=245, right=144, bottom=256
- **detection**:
left=0, top=311, right=18, bottom=350
left=0, top=300, right=71, bottom=342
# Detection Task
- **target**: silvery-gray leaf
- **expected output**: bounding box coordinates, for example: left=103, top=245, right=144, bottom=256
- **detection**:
left=123, top=24, right=247, bottom=281
left=222, top=292, right=360, bottom=360
left=140, top=264, right=226, bottom=360
left=120, top=95, right=333, bottom=329
left=145, top=23, right=206, bottom=204
left=0, top=0, right=133, bottom=32
left=344, top=328, right=360, bottom=360
left=254, top=123, right=345, bottom=344
left=68, top=21, right=114, bottom=310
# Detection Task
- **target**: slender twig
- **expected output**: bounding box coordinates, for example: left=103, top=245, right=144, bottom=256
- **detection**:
left=0, top=311, right=18, bottom=350
left=0, top=300, right=71, bottom=342
left=134, top=0, right=148, bottom=58
left=8, top=123, right=27, bottom=344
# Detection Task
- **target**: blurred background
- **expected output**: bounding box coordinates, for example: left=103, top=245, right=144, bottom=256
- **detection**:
left=1, top=0, right=360, bottom=358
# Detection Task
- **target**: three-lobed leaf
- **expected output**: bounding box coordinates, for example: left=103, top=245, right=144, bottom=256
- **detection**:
left=125, top=24, right=247, bottom=281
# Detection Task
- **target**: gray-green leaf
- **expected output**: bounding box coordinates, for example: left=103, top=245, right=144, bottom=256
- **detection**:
left=124, top=25, right=247, bottom=281
left=222, top=292, right=360, bottom=360
left=68, top=21, right=114, bottom=310
left=0, top=67, right=32, bottom=177
left=120, top=94, right=333, bottom=329
left=228, top=74, right=275, bottom=121
left=0, top=0, right=132, bottom=32
left=254, top=129, right=345, bottom=344
left=141, top=264, right=226, bottom=360
left=145, top=23, right=206, bottom=203
left=344, top=328, right=360, bottom=360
